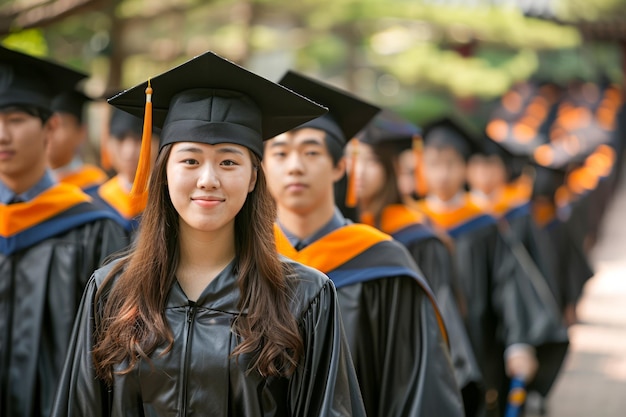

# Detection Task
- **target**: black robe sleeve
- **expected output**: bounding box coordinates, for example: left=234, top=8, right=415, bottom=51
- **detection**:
left=289, top=278, right=367, bottom=417
left=338, top=276, right=465, bottom=417
left=407, top=237, right=483, bottom=415
left=492, top=227, right=569, bottom=396
left=50, top=272, right=110, bottom=417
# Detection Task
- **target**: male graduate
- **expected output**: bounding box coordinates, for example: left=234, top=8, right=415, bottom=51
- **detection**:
left=47, top=90, right=108, bottom=196
left=416, top=116, right=568, bottom=416
left=0, top=46, right=128, bottom=417
left=93, top=108, right=159, bottom=236
left=264, top=71, right=464, bottom=417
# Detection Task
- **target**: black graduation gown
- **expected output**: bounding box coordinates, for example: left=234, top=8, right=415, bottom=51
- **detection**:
left=419, top=195, right=568, bottom=415
left=362, top=204, right=482, bottom=416
left=275, top=223, right=465, bottom=417
left=536, top=204, right=594, bottom=311
left=51, top=258, right=366, bottom=417
left=0, top=183, right=128, bottom=417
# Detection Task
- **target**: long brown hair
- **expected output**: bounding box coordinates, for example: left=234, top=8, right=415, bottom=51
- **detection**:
left=362, top=143, right=404, bottom=228
left=93, top=143, right=303, bottom=383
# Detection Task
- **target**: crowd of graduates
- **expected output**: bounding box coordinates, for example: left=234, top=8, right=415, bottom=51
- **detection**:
left=0, top=41, right=623, bottom=417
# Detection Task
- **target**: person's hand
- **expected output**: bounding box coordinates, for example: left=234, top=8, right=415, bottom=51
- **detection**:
left=505, top=345, right=538, bottom=383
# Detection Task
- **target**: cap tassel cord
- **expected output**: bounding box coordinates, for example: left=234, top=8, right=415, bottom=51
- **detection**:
left=345, top=138, right=359, bottom=208
left=100, top=106, right=112, bottom=170
left=130, top=80, right=153, bottom=197
left=413, top=135, right=428, bottom=198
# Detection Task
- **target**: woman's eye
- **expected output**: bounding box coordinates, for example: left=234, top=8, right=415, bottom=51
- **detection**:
left=221, top=160, right=238, bottom=166
left=305, top=151, right=320, bottom=156
left=182, top=159, right=199, bottom=165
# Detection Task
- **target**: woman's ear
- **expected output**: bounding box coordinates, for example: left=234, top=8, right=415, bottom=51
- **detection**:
left=248, top=166, right=258, bottom=193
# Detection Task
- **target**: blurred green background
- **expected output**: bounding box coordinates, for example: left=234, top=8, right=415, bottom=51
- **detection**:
left=1, top=0, right=624, bottom=130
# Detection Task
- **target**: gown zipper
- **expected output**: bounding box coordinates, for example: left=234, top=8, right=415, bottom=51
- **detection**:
left=180, top=301, right=197, bottom=416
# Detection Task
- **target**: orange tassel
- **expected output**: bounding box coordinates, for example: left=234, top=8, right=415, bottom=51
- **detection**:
left=413, top=135, right=428, bottom=198
left=345, top=139, right=359, bottom=208
left=100, top=105, right=112, bottom=170
left=130, top=80, right=153, bottom=197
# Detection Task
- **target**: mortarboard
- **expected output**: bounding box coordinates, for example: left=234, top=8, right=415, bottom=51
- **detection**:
left=0, top=45, right=87, bottom=111
left=422, top=116, right=482, bottom=161
left=277, top=71, right=380, bottom=151
left=357, top=108, right=421, bottom=151
left=51, top=90, right=91, bottom=123
left=108, top=51, right=328, bottom=196
left=357, top=109, right=428, bottom=197
left=108, top=107, right=162, bottom=139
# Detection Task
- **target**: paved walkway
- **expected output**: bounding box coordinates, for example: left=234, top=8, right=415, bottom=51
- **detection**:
left=539, top=170, right=626, bottom=417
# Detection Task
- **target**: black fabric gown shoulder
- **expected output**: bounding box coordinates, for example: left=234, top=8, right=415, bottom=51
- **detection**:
left=0, top=203, right=128, bottom=417
left=399, top=225, right=483, bottom=416
left=275, top=223, right=465, bottom=417
left=51, top=257, right=366, bottom=417
left=420, top=198, right=568, bottom=415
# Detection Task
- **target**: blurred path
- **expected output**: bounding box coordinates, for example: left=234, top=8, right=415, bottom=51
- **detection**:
left=538, top=169, right=626, bottom=417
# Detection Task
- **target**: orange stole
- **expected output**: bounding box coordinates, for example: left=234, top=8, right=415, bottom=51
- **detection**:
left=274, top=223, right=392, bottom=274
left=98, top=176, right=147, bottom=220
left=58, top=164, right=108, bottom=191
left=417, top=194, right=485, bottom=232
left=491, top=178, right=532, bottom=218
left=274, top=223, right=449, bottom=344
left=361, top=204, right=427, bottom=235
left=0, top=183, right=90, bottom=237
left=532, top=201, right=557, bottom=228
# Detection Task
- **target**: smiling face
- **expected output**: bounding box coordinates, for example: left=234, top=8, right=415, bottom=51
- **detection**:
left=0, top=108, right=49, bottom=192
left=166, top=142, right=257, bottom=235
left=263, top=127, right=345, bottom=216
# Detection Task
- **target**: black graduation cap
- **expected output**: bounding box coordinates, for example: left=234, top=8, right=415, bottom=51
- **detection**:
left=358, top=109, right=421, bottom=152
left=109, top=107, right=146, bottom=139
left=0, top=45, right=87, bottom=111
left=107, top=51, right=327, bottom=196
left=278, top=71, right=380, bottom=151
left=422, top=116, right=482, bottom=161
left=108, top=51, right=327, bottom=159
left=51, top=91, right=91, bottom=122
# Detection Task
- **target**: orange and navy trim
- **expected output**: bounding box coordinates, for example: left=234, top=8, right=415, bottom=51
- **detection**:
left=274, top=223, right=449, bottom=345
left=417, top=194, right=497, bottom=239
left=0, top=183, right=118, bottom=255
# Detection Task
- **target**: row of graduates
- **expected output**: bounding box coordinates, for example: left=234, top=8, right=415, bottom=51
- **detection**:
left=1, top=42, right=618, bottom=417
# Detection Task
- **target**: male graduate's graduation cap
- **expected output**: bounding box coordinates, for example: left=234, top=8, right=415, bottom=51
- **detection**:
left=422, top=115, right=482, bottom=161
left=0, top=45, right=87, bottom=112
left=278, top=70, right=381, bottom=158
left=277, top=71, right=380, bottom=208
left=358, top=108, right=421, bottom=150
left=108, top=107, right=162, bottom=139
left=358, top=109, right=429, bottom=197
left=108, top=51, right=328, bottom=196
left=51, top=91, right=92, bottom=123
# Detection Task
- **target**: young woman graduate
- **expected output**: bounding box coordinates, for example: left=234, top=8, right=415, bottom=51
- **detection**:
left=351, top=109, right=483, bottom=416
left=416, top=116, right=569, bottom=417
left=51, top=51, right=366, bottom=417
left=0, top=46, right=128, bottom=417
left=266, top=71, right=464, bottom=417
